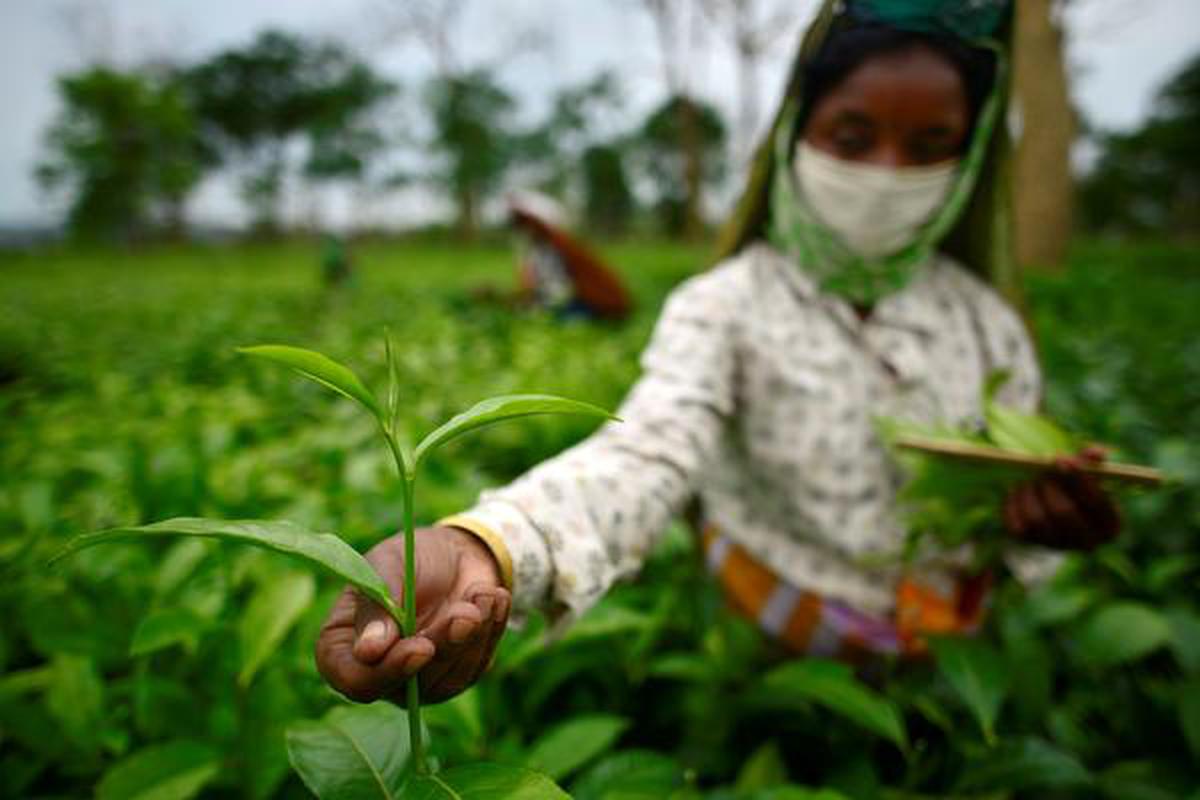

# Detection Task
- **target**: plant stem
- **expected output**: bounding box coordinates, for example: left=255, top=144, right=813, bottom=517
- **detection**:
left=402, top=475, right=427, bottom=774
left=383, top=429, right=428, bottom=775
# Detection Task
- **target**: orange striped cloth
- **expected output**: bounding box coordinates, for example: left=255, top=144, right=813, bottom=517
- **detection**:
left=701, top=526, right=991, bottom=660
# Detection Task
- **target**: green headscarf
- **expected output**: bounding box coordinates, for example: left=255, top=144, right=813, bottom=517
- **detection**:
left=716, top=0, right=1021, bottom=307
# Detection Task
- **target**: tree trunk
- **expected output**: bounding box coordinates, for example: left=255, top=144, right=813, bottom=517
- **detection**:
left=679, top=97, right=704, bottom=240
left=457, top=186, right=478, bottom=241
left=1013, top=0, right=1075, bottom=271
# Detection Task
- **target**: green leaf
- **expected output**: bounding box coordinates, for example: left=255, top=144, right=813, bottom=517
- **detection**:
left=984, top=402, right=1075, bottom=456
left=46, top=654, right=104, bottom=751
left=384, top=330, right=401, bottom=439
left=238, top=344, right=383, bottom=421
left=1023, top=581, right=1097, bottom=627
left=760, top=660, right=907, bottom=749
left=525, top=714, right=630, bottom=782
left=286, top=703, right=411, bottom=800
left=1179, top=678, right=1200, bottom=758
left=413, top=394, right=617, bottom=469
left=1167, top=607, right=1200, bottom=674
left=96, top=740, right=221, bottom=800
left=1098, top=761, right=1181, bottom=800
left=238, top=569, right=316, bottom=687
left=982, top=368, right=1013, bottom=404
left=130, top=607, right=209, bottom=657
left=1074, top=602, right=1172, bottom=667
left=404, top=762, right=570, bottom=799
left=958, top=737, right=1091, bottom=792
left=929, top=636, right=1008, bottom=742
left=51, top=518, right=402, bottom=627
left=734, top=740, right=787, bottom=791
left=562, top=602, right=653, bottom=644
left=757, top=788, right=850, bottom=800
left=570, top=750, right=686, bottom=800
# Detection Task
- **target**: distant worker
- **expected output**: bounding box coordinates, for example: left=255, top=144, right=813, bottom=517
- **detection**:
left=508, top=192, right=632, bottom=321
left=321, top=234, right=355, bottom=289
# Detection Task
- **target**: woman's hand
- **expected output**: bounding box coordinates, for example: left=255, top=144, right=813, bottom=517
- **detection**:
left=315, top=526, right=510, bottom=704
left=1002, top=446, right=1121, bottom=550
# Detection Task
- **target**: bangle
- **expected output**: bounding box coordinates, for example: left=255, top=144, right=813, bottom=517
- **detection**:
left=437, top=514, right=515, bottom=592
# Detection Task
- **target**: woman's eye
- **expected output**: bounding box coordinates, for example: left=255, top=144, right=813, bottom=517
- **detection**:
left=833, top=132, right=872, bottom=157
left=909, top=134, right=960, bottom=164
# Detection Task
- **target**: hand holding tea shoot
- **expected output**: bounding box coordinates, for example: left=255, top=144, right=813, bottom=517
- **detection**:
left=52, top=336, right=615, bottom=795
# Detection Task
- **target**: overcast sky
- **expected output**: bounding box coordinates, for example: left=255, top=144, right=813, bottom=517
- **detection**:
left=1, top=0, right=1197, bottom=229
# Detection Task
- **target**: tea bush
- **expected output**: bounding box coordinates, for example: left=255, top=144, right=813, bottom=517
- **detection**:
left=0, top=237, right=1196, bottom=798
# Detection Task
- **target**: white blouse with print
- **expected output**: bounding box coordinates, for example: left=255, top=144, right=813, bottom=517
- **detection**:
left=453, top=243, right=1059, bottom=627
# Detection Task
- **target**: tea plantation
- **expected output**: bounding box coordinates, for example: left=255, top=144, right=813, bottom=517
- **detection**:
left=1, top=238, right=1197, bottom=798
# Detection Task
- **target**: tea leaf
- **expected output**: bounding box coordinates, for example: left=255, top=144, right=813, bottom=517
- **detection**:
left=958, top=737, right=1091, bottom=792
left=384, top=330, right=401, bottom=439
left=130, top=607, right=209, bottom=657
left=984, top=403, right=1075, bottom=457
left=51, top=518, right=402, bottom=627
left=760, top=660, right=907, bottom=749
left=286, top=703, right=410, bottom=800
left=237, top=569, right=316, bottom=687
left=96, top=740, right=221, bottom=800
left=1074, top=602, right=1171, bottom=667
left=929, top=637, right=1008, bottom=742
left=570, top=750, right=686, bottom=799
left=404, top=763, right=570, bottom=799
left=414, top=394, right=617, bottom=469
left=238, top=344, right=383, bottom=421
left=46, top=654, right=104, bottom=752
left=525, top=714, right=629, bottom=782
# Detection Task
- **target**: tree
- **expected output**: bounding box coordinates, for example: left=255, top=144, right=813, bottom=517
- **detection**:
left=582, top=144, right=636, bottom=237
left=1079, top=52, right=1200, bottom=237
left=639, top=0, right=711, bottom=239
left=699, top=0, right=808, bottom=165
left=186, top=30, right=394, bottom=234
left=1013, top=0, right=1075, bottom=270
left=37, top=67, right=208, bottom=241
left=424, top=69, right=518, bottom=239
left=523, top=72, right=636, bottom=235
left=636, top=94, right=727, bottom=236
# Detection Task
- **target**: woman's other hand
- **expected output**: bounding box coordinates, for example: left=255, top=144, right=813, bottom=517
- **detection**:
left=315, top=526, right=510, bottom=704
left=1003, top=445, right=1121, bottom=550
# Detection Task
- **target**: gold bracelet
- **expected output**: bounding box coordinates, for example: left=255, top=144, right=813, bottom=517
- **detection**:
left=437, top=514, right=515, bottom=591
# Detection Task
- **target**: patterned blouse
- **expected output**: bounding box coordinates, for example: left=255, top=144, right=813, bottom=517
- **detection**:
left=448, top=243, right=1059, bottom=628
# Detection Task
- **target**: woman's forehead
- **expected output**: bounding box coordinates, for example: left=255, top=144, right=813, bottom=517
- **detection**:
left=812, top=46, right=969, bottom=123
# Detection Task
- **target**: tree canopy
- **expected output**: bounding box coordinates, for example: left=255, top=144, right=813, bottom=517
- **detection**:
left=1080, top=53, right=1200, bottom=237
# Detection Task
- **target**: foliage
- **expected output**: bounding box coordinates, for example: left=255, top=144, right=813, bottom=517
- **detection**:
left=424, top=69, right=521, bottom=239
left=1079, top=52, right=1200, bottom=237
left=635, top=94, right=728, bottom=236
left=1, top=237, right=1197, bottom=797
left=36, top=67, right=210, bottom=242
left=581, top=144, right=636, bottom=237
left=186, top=30, right=395, bottom=234
left=524, top=73, right=637, bottom=236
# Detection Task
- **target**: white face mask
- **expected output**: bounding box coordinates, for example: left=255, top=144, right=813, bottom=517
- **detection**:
left=793, top=141, right=959, bottom=260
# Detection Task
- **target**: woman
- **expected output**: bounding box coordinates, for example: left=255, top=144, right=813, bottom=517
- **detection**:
left=315, top=0, right=1119, bottom=704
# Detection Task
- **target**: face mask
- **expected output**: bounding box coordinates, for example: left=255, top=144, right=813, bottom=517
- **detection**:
left=793, top=141, right=959, bottom=260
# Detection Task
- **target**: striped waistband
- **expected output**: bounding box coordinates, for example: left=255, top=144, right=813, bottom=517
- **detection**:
left=702, top=527, right=991, bottom=660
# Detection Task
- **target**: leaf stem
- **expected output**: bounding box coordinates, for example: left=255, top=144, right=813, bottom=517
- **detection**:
left=382, top=429, right=427, bottom=775
left=401, top=475, right=427, bottom=775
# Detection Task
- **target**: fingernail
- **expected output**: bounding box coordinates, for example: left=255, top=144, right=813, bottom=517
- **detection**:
left=406, top=649, right=432, bottom=676
left=360, top=620, right=386, bottom=645
left=449, top=618, right=474, bottom=644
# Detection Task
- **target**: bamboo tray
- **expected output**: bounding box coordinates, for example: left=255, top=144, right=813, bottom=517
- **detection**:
left=891, top=435, right=1165, bottom=487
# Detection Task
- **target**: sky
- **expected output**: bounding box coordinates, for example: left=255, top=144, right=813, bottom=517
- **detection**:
left=1, top=0, right=1197, bottom=229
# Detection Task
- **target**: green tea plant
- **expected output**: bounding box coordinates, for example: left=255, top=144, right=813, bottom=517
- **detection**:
left=52, top=340, right=616, bottom=798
